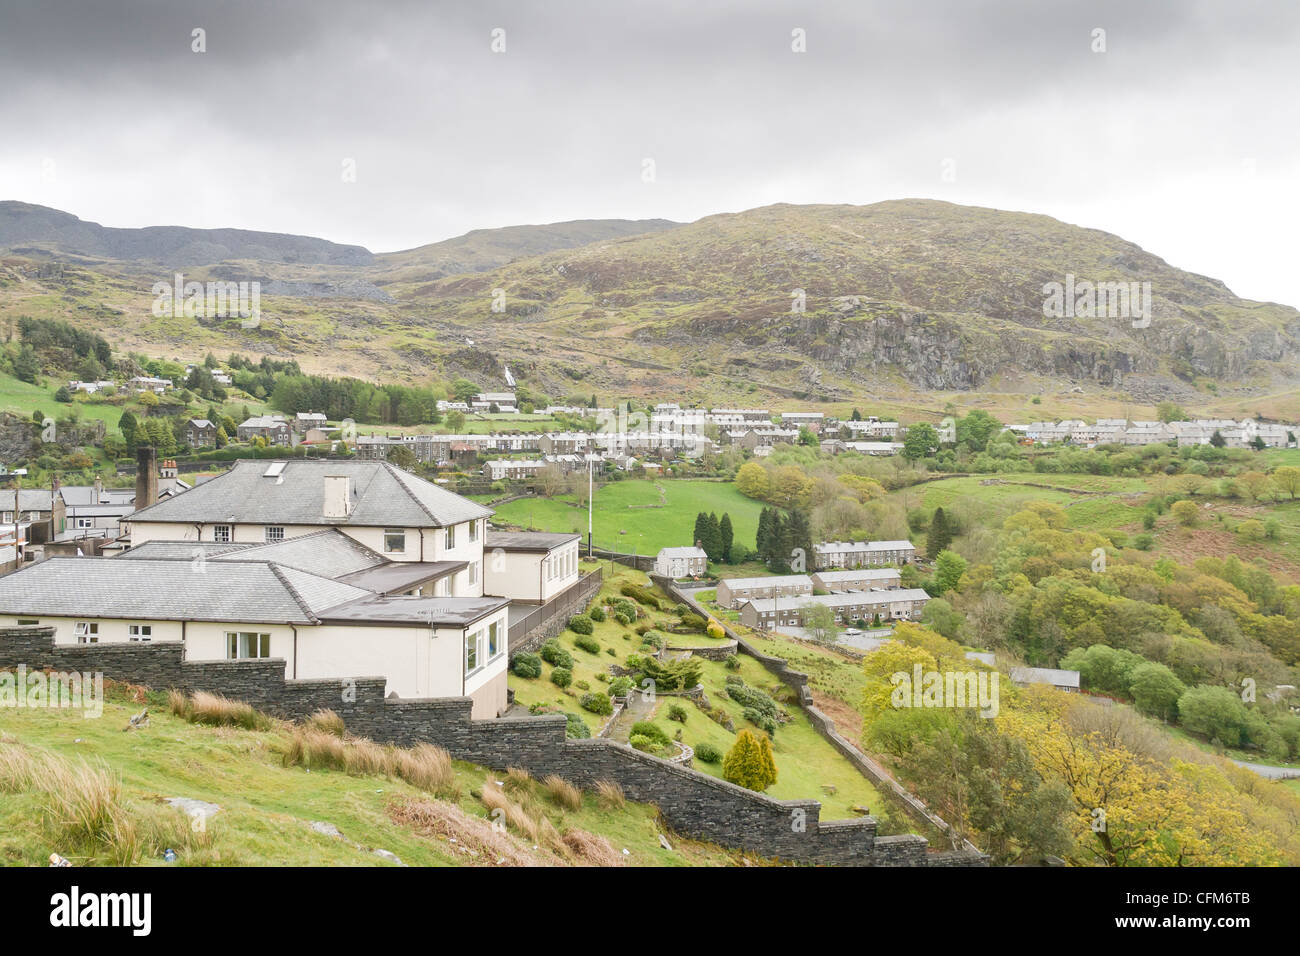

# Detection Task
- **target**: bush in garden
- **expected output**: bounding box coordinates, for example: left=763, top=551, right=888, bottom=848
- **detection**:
left=667, top=704, right=688, bottom=723
left=743, top=707, right=778, bottom=736
left=620, top=584, right=662, bottom=610
left=580, top=692, right=613, bottom=716
left=564, top=713, right=591, bottom=739
left=540, top=640, right=574, bottom=669
left=550, top=666, right=573, bottom=688
left=589, top=606, right=607, bottom=622
left=723, top=654, right=742, bottom=671
left=629, top=721, right=671, bottom=746
left=679, top=613, right=708, bottom=632
left=575, top=679, right=590, bottom=691
left=639, top=630, right=663, bottom=649
left=694, top=741, right=722, bottom=764
left=574, top=634, right=601, bottom=654
left=706, top=621, right=726, bottom=639
left=624, top=654, right=647, bottom=671
left=723, top=729, right=778, bottom=791
left=511, top=653, right=542, bottom=678
left=725, top=680, right=780, bottom=718
left=608, top=676, right=634, bottom=697
left=629, top=734, right=660, bottom=754
left=569, top=615, right=594, bottom=635
left=674, top=603, right=689, bottom=616
left=605, top=647, right=616, bottom=656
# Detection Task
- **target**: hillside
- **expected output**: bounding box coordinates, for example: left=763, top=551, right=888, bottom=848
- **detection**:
left=0, top=682, right=752, bottom=867
left=2, top=199, right=1298, bottom=414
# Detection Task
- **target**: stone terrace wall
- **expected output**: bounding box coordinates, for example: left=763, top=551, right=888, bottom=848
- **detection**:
left=0, top=625, right=976, bottom=866
left=656, top=578, right=987, bottom=859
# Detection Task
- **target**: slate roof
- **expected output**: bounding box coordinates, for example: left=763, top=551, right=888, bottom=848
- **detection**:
left=128, top=459, right=492, bottom=528
left=484, top=530, right=580, bottom=553
left=318, top=594, right=509, bottom=627
left=209, top=529, right=386, bottom=578
left=0, top=557, right=372, bottom=625
left=118, top=541, right=251, bottom=560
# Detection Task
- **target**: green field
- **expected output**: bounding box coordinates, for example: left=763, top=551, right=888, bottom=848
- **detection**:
left=492, top=479, right=766, bottom=554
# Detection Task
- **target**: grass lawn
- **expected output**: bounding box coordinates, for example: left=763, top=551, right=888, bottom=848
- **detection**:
left=507, top=562, right=903, bottom=828
left=0, top=682, right=747, bottom=867
left=491, top=479, right=765, bottom=554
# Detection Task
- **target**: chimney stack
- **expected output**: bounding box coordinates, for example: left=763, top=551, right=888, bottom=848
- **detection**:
left=93, top=474, right=103, bottom=502
left=322, top=475, right=351, bottom=519
left=135, top=446, right=158, bottom=509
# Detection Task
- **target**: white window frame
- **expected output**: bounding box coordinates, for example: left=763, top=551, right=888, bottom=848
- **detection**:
left=74, top=621, right=99, bottom=644
left=383, top=528, right=405, bottom=553
left=74, top=517, right=94, bottom=530
left=226, top=631, right=271, bottom=659
left=265, top=526, right=285, bottom=543
left=445, top=523, right=456, bottom=549
left=487, top=620, right=501, bottom=659
left=468, top=519, right=478, bottom=543
left=128, top=623, right=152, bottom=643
left=468, top=560, right=478, bottom=587
left=465, top=629, right=482, bottom=674
left=213, top=524, right=233, bottom=543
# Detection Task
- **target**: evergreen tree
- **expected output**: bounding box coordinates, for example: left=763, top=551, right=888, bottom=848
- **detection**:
left=704, top=512, right=723, bottom=561
left=719, top=513, right=734, bottom=563
left=755, top=507, right=773, bottom=564
left=764, top=510, right=787, bottom=570
left=927, top=507, right=954, bottom=560
left=850, top=408, right=862, bottom=421
left=781, top=510, right=813, bottom=572
left=693, top=511, right=709, bottom=552
left=723, top=729, right=778, bottom=791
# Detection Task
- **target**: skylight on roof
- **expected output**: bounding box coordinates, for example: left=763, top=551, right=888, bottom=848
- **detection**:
left=263, top=462, right=287, bottom=477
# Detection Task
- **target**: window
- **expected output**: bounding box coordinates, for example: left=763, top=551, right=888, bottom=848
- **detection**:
left=74, top=621, right=99, bottom=644
left=213, top=524, right=233, bottom=543
left=383, top=529, right=405, bottom=553
left=445, top=523, right=456, bottom=549
left=468, top=560, right=478, bottom=587
left=75, top=517, right=94, bottom=530
left=128, top=624, right=152, bottom=643
left=226, top=632, right=270, bottom=659
left=1, top=512, right=10, bottom=523
left=487, top=620, right=501, bottom=659
left=265, top=526, right=285, bottom=543
left=465, top=629, right=481, bottom=673
left=17, top=619, right=39, bottom=626
left=468, top=519, right=478, bottom=543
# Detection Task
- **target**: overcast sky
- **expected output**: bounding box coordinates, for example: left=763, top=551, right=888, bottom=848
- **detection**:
left=1, top=0, right=1297, bottom=304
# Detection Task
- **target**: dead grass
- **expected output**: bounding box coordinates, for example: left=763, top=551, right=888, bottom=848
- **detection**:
left=303, top=709, right=346, bottom=737
left=595, top=779, right=625, bottom=809
left=278, top=727, right=459, bottom=798
left=561, top=828, right=625, bottom=866
left=387, top=798, right=552, bottom=866
left=170, top=690, right=281, bottom=732
left=544, top=774, right=583, bottom=811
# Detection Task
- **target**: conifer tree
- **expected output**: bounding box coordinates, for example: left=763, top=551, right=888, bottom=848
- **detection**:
left=723, top=729, right=778, bottom=791
left=927, top=507, right=953, bottom=560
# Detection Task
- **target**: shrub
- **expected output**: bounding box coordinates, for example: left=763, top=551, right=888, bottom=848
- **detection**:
left=575, top=680, right=590, bottom=691
left=694, top=742, right=722, bottom=764
left=705, top=621, right=726, bottom=639
left=667, top=704, right=688, bottom=723
left=629, top=734, right=659, bottom=754
left=569, top=615, right=594, bottom=635
left=679, top=613, right=708, bottom=632
left=613, top=610, right=635, bottom=626
left=574, top=634, right=601, bottom=654
left=723, top=654, right=742, bottom=671
left=605, top=647, right=616, bottom=656
left=639, top=630, right=663, bottom=649
left=608, top=676, right=634, bottom=697
left=1171, top=499, right=1199, bottom=527
left=724, top=680, right=780, bottom=719
left=580, top=693, right=613, bottom=716
left=723, top=729, right=778, bottom=791
left=744, top=707, right=778, bottom=736
left=539, top=641, right=574, bottom=669
left=550, top=666, right=572, bottom=688
left=629, top=721, right=670, bottom=746
left=564, top=712, right=591, bottom=739
left=589, top=606, right=607, bottom=622
left=1134, top=533, right=1155, bottom=551
left=620, top=584, right=662, bottom=610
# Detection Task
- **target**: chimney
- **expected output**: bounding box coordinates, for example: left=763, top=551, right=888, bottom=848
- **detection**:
left=135, top=446, right=158, bottom=509
left=323, top=475, right=351, bottom=519
left=93, top=474, right=103, bottom=502
left=161, top=459, right=178, bottom=479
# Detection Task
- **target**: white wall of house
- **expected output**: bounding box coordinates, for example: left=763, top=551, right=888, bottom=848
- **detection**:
left=483, top=543, right=579, bottom=603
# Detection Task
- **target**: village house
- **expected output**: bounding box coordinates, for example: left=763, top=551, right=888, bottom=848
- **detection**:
left=813, top=539, right=916, bottom=570
left=186, top=418, right=217, bottom=448
left=738, top=588, right=931, bottom=629
left=654, top=546, right=708, bottom=578
left=0, top=460, right=595, bottom=716
left=237, top=415, right=291, bottom=446
left=811, top=568, right=902, bottom=592
left=715, top=573, right=813, bottom=609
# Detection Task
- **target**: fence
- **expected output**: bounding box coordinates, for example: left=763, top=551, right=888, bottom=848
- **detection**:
left=507, top=568, right=604, bottom=651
